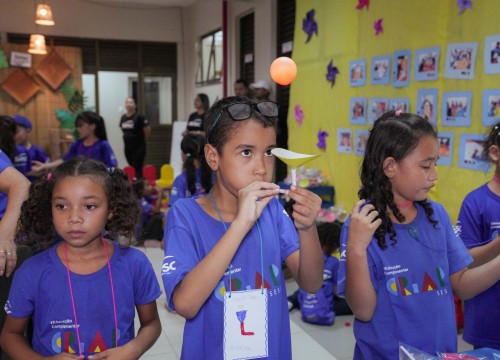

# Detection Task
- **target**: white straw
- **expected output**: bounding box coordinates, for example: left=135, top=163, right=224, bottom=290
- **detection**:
left=291, top=168, right=297, bottom=186
left=399, top=345, right=416, bottom=360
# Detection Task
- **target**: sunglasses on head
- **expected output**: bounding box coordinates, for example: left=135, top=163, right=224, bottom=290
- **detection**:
left=206, top=101, right=279, bottom=142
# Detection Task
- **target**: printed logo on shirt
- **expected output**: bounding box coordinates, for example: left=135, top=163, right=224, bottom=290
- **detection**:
left=162, top=255, right=177, bottom=275
left=213, top=262, right=283, bottom=302
left=4, top=300, right=12, bottom=315
left=51, top=328, right=120, bottom=355
left=121, top=120, right=135, bottom=129
left=454, top=221, right=462, bottom=237
left=384, top=264, right=448, bottom=297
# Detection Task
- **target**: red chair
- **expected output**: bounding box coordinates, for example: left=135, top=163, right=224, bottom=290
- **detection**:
left=123, top=166, right=136, bottom=181
left=143, top=164, right=157, bottom=186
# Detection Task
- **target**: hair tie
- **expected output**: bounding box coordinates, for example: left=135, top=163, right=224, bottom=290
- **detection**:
left=186, top=153, right=192, bottom=158
left=395, top=109, right=404, bottom=116
left=108, top=167, right=115, bottom=174
left=47, top=172, right=52, bottom=181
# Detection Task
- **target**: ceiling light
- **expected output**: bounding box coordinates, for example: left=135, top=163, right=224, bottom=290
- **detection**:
left=35, top=4, right=55, bottom=26
left=28, top=34, right=47, bottom=54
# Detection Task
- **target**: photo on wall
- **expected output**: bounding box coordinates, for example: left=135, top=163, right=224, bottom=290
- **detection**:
left=437, top=132, right=454, bottom=166
left=371, top=55, right=390, bottom=85
left=368, top=98, right=388, bottom=124
left=414, top=46, right=440, bottom=81
left=416, top=89, right=438, bottom=125
left=349, top=59, right=366, bottom=87
left=392, top=49, right=411, bottom=87
left=482, top=89, right=500, bottom=126
left=349, top=97, right=367, bottom=125
left=354, top=130, right=369, bottom=157
left=444, top=42, right=478, bottom=79
left=484, top=34, right=500, bottom=74
left=337, top=128, right=352, bottom=154
left=389, top=98, right=410, bottom=112
left=458, top=133, right=490, bottom=172
left=442, top=91, right=472, bottom=127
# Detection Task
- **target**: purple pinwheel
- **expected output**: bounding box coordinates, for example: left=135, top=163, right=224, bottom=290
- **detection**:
left=326, top=60, right=340, bottom=88
left=356, top=0, right=369, bottom=10
left=457, top=0, right=472, bottom=14
left=317, top=130, right=329, bottom=151
left=374, top=18, right=383, bottom=35
left=302, top=9, right=318, bottom=43
left=294, top=103, right=304, bottom=127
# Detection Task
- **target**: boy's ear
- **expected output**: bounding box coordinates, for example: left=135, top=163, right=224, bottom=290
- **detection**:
left=489, top=145, right=499, bottom=162
left=383, top=157, right=397, bottom=179
left=204, top=143, right=219, bottom=171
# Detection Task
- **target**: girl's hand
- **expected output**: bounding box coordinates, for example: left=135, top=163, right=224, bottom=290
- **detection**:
left=286, top=185, right=322, bottom=231
left=48, top=354, right=83, bottom=359
left=348, top=200, right=382, bottom=252
left=235, top=181, right=280, bottom=227
left=88, top=346, right=138, bottom=360
left=31, top=160, right=45, bottom=173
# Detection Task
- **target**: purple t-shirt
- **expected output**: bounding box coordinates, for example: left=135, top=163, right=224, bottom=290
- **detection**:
left=162, top=197, right=299, bottom=360
left=457, top=183, right=500, bottom=349
left=338, top=201, right=472, bottom=359
left=169, top=169, right=205, bottom=206
left=0, top=150, right=12, bottom=219
left=63, top=139, right=117, bottom=168
left=13, top=145, right=31, bottom=175
left=27, top=144, right=50, bottom=181
left=5, top=241, right=161, bottom=357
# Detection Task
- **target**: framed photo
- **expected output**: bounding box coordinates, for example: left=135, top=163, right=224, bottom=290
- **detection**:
left=349, top=97, right=366, bottom=125
left=349, top=59, right=366, bottom=87
left=437, top=132, right=454, bottom=166
left=458, top=133, right=491, bottom=171
left=389, top=98, right=410, bottom=112
left=484, top=35, right=500, bottom=74
left=9, top=51, right=32, bottom=68
left=416, top=89, right=438, bottom=125
left=442, top=91, right=472, bottom=127
left=392, top=49, right=411, bottom=87
left=444, top=42, right=478, bottom=79
left=369, top=98, right=388, bottom=124
left=371, top=55, right=390, bottom=85
left=414, top=47, right=440, bottom=81
left=337, top=128, right=352, bottom=154
left=354, top=130, right=369, bottom=157
left=482, top=89, right=500, bottom=126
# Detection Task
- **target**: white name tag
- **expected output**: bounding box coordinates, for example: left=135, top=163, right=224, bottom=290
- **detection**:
left=223, top=289, right=268, bottom=360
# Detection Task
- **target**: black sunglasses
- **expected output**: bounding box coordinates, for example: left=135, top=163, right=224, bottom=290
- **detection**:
left=206, top=101, right=279, bottom=142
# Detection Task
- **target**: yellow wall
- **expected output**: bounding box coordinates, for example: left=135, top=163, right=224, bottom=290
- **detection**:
left=288, top=0, right=499, bottom=222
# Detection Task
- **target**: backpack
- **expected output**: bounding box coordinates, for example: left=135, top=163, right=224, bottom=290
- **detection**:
left=298, top=286, right=335, bottom=326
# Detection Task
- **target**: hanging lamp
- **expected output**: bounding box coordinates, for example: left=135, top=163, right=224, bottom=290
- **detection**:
left=35, top=4, right=55, bottom=26
left=28, top=34, right=47, bottom=54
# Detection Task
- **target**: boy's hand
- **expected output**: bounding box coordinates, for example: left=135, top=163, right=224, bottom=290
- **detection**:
left=286, top=185, right=322, bottom=230
left=347, top=200, right=381, bottom=252
left=235, top=181, right=280, bottom=228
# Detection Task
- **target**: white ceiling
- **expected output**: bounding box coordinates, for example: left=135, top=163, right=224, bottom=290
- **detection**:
left=83, top=0, right=198, bottom=9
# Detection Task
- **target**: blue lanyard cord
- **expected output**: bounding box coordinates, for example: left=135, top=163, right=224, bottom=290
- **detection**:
left=209, top=190, right=265, bottom=296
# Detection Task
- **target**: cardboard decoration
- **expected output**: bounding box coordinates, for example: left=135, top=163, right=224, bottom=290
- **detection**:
left=1, top=69, right=41, bottom=105
left=36, top=50, right=72, bottom=90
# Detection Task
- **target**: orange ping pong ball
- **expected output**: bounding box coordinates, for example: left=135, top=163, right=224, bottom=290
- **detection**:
left=270, top=57, right=297, bottom=86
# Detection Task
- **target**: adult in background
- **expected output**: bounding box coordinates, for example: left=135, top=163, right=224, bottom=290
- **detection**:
left=234, top=78, right=251, bottom=98
left=182, top=93, right=209, bottom=137
left=120, top=97, right=151, bottom=178
left=250, top=79, right=272, bottom=101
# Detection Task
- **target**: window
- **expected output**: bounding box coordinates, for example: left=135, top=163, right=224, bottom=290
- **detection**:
left=196, top=29, right=223, bottom=85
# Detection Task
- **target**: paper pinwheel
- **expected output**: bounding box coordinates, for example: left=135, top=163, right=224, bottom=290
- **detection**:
left=356, top=0, right=369, bottom=10
left=457, top=0, right=472, bottom=14
left=271, top=148, right=320, bottom=186
left=294, top=103, right=304, bottom=126
left=302, top=9, right=318, bottom=43
left=317, top=130, right=329, bottom=151
left=374, top=18, right=383, bottom=35
left=326, top=60, right=340, bottom=88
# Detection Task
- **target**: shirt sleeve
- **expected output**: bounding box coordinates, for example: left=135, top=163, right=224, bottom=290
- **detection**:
left=5, top=261, right=36, bottom=318
left=457, top=191, right=485, bottom=248
left=131, top=249, right=162, bottom=305
left=63, top=141, right=79, bottom=161
left=169, top=174, right=186, bottom=206
left=101, top=141, right=118, bottom=167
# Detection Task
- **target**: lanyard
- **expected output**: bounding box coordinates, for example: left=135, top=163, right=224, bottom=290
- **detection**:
left=63, top=237, right=119, bottom=357
left=209, top=190, right=265, bottom=296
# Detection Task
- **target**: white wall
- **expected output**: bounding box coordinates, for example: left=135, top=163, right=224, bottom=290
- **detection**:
left=0, top=0, right=182, bottom=42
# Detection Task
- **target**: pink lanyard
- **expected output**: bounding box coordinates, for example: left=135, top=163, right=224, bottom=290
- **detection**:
left=63, top=238, right=119, bottom=357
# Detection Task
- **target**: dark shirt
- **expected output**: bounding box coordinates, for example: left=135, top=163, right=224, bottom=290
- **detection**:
left=120, top=113, right=149, bottom=146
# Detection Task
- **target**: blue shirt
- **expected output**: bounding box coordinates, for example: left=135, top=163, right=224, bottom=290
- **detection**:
left=13, top=145, right=31, bottom=175
left=5, top=241, right=161, bottom=357
left=63, top=139, right=117, bottom=168
left=457, top=184, right=500, bottom=349
left=0, top=150, right=12, bottom=219
left=169, top=169, right=205, bottom=206
left=162, top=197, right=299, bottom=360
left=27, top=144, right=50, bottom=181
left=338, top=201, right=472, bottom=359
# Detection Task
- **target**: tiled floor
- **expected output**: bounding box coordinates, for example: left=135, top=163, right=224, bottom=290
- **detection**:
left=137, top=246, right=473, bottom=360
